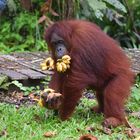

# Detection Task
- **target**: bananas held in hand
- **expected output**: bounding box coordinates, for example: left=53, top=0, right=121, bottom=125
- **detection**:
left=40, top=57, right=54, bottom=70
left=38, top=88, right=55, bottom=107
left=38, top=88, right=63, bottom=110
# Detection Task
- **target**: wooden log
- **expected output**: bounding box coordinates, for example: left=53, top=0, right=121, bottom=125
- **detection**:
left=10, top=53, right=53, bottom=75
left=0, top=70, right=28, bottom=80
left=125, top=49, right=140, bottom=74
left=16, top=69, right=46, bottom=79
left=0, top=49, right=140, bottom=82
left=0, top=54, right=48, bottom=80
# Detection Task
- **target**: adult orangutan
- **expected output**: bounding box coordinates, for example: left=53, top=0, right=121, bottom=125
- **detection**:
left=44, top=20, right=134, bottom=127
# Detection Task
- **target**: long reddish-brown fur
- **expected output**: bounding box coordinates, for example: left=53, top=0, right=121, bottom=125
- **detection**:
left=45, top=20, right=134, bottom=127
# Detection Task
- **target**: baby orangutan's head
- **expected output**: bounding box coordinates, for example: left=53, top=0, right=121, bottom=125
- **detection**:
left=38, top=89, right=63, bottom=110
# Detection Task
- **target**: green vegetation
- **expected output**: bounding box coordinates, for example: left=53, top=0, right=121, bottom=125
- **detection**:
left=0, top=84, right=140, bottom=140
left=0, top=11, right=47, bottom=53
left=0, top=0, right=140, bottom=54
left=0, top=0, right=140, bottom=139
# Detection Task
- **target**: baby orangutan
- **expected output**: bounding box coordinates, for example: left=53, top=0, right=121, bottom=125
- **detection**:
left=38, top=89, right=63, bottom=110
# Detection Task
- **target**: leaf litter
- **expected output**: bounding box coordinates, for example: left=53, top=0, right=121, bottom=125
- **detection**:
left=0, top=91, right=40, bottom=108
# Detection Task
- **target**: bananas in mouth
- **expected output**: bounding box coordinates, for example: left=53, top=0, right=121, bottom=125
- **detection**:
left=40, top=55, right=71, bottom=72
left=40, top=57, right=54, bottom=71
left=56, top=55, right=71, bottom=72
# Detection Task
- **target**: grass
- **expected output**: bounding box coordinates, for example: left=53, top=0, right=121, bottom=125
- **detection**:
left=0, top=89, right=140, bottom=140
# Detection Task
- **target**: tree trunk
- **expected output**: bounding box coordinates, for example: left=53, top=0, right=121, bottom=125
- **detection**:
left=20, top=0, right=32, bottom=11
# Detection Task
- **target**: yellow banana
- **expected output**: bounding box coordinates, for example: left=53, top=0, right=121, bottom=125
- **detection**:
left=61, top=62, right=67, bottom=72
left=41, top=65, right=48, bottom=70
left=41, top=55, right=71, bottom=72
left=41, top=57, right=54, bottom=71
left=63, top=59, right=70, bottom=64
left=44, top=88, right=55, bottom=93
left=38, top=99, right=43, bottom=107
left=49, top=59, right=54, bottom=67
left=57, top=59, right=62, bottom=62
left=40, top=62, right=46, bottom=67
left=45, top=57, right=53, bottom=63
left=62, top=55, right=71, bottom=61
left=49, top=60, right=54, bottom=70
left=56, top=62, right=63, bottom=72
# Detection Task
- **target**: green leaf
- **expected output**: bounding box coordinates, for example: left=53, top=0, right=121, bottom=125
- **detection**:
left=104, top=0, right=127, bottom=13
left=0, top=75, right=9, bottom=86
left=86, top=0, right=106, bottom=19
left=131, top=86, right=140, bottom=101
left=87, top=0, right=106, bottom=11
left=0, top=83, right=11, bottom=90
left=11, top=80, right=27, bottom=91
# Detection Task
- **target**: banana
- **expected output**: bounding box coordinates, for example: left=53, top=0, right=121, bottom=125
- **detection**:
left=45, top=57, right=53, bottom=63
left=41, top=65, right=48, bottom=70
left=41, top=57, right=54, bottom=71
left=57, top=59, right=62, bottom=62
left=62, top=55, right=71, bottom=61
left=38, top=99, right=43, bottom=107
left=63, top=59, right=70, bottom=64
left=44, top=88, right=55, bottom=93
left=56, top=62, right=63, bottom=72
left=49, top=61, right=54, bottom=70
left=55, top=55, right=71, bottom=72
left=49, top=60, right=54, bottom=66
left=41, top=55, right=71, bottom=72
left=61, top=62, right=67, bottom=72
left=40, top=61, right=48, bottom=70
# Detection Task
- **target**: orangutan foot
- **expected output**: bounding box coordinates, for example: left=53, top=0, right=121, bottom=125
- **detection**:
left=102, top=117, right=123, bottom=128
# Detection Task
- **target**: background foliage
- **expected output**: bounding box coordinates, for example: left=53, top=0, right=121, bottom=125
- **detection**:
left=0, top=0, right=140, bottom=54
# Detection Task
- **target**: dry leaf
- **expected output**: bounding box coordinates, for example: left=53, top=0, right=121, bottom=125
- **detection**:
left=38, top=15, right=53, bottom=26
left=103, top=127, right=112, bottom=135
left=79, top=134, right=98, bottom=140
left=125, top=129, right=135, bottom=138
left=38, top=15, right=47, bottom=24
left=43, top=131, right=57, bottom=138
left=124, top=117, right=133, bottom=128
left=34, top=114, right=42, bottom=122
left=41, top=0, right=52, bottom=14
left=134, top=136, right=140, bottom=140
left=49, top=8, right=59, bottom=16
left=86, top=126, right=95, bottom=132
left=11, top=91, right=24, bottom=100
left=125, top=127, right=140, bottom=138
left=0, top=129, right=8, bottom=137
left=29, top=93, right=39, bottom=101
left=131, top=111, right=140, bottom=118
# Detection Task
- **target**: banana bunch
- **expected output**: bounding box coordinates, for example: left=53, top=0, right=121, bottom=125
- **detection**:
left=56, top=55, right=71, bottom=72
left=38, top=88, right=55, bottom=107
left=40, top=57, right=54, bottom=71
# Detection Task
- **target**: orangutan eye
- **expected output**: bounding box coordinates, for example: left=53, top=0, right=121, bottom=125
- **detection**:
left=53, top=40, right=64, bottom=46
